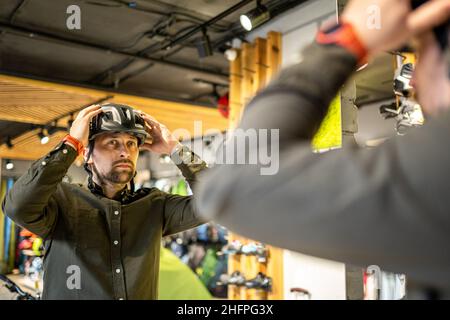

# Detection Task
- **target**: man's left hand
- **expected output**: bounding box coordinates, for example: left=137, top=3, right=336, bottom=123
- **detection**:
left=137, top=111, right=182, bottom=155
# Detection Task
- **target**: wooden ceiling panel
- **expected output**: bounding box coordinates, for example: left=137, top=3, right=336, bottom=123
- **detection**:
left=0, top=129, right=68, bottom=161
left=0, top=75, right=227, bottom=160
left=0, top=78, right=100, bottom=124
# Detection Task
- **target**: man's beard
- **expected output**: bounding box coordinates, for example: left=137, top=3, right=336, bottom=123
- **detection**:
left=92, top=160, right=135, bottom=185
left=106, top=167, right=134, bottom=184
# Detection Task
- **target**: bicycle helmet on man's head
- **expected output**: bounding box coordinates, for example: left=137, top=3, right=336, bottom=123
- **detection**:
left=89, top=103, right=148, bottom=145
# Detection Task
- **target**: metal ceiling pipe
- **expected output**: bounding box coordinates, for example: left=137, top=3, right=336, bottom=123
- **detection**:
left=161, top=0, right=254, bottom=50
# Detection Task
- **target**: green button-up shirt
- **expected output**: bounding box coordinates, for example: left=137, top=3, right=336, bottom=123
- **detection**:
left=2, top=142, right=208, bottom=300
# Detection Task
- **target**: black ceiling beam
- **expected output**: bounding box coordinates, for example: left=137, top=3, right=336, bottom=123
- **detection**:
left=89, top=57, right=137, bottom=84
left=117, top=62, right=154, bottom=86
left=0, top=22, right=228, bottom=78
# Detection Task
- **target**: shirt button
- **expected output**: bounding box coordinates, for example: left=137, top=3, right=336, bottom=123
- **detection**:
left=116, top=268, right=121, bottom=274
left=114, top=210, right=119, bottom=216
left=41, top=161, right=46, bottom=166
left=62, top=149, right=68, bottom=154
left=113, top=240, right=119, bottom=245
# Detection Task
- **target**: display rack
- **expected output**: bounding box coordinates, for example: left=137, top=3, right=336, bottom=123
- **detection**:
left=226, top=31, right=284, bottom=300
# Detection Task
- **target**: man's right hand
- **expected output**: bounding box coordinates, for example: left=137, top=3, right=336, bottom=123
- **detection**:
left=69, top=105, right=103, bottom=147
left=342, top=0, right=450, bottom=57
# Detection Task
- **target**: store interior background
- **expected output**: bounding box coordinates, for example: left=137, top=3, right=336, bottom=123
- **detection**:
left=1, top=0, right=406, bottom=299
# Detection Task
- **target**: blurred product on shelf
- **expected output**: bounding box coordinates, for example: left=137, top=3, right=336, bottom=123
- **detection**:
left=380, top=57, right=424, bottom=135
left=219, top=241, right=269, bottom=262
left=218, top=271, right=272, bottom=292
left=245, top=272, right=272, bottom=291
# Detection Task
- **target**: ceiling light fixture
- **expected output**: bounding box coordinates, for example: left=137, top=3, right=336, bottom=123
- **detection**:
left=224, top=48, right=238, bottom=61
left=6, top=136, right=13, bottom=149
left=5, top=159, right=14, bottom=170
left=195, top=28, right=214, bottom=58
left=68, top=113, right=75, bottom=131
left=240, top=0, right=270, bottom=32
left=38, top=129, right=50, bottom=145
left=47, top=121, right=67, bottom=136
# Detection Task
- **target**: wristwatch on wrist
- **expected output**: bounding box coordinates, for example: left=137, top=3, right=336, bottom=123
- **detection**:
left=62, top=135, right=84, bottom=156
left=170, top=145, right=192, bottom=165
left=316, top=21, right=368, bottom=65
left=170, top=143, right=184, bottom=157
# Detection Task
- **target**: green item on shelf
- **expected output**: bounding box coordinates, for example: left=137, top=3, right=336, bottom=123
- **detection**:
left=198, top=248, right=218, bottom=288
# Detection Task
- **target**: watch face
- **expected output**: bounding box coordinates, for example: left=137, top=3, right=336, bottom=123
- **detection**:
left=181, top=147, right=192, bottom=162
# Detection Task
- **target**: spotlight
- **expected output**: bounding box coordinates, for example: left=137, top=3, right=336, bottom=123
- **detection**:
left=47, top=127, right=58, bottom=135
left=224, top=48, right=238, bottom=61
left=195, top=28, right=213, bottom=58
left=38, top=129, right=49, bottom=145
left=5, top=159, right=14, bottom=170
left=6, top=136, right=13, bottom=149
left=240, top=1, right=270, bottom=32
left=47, top=121, right=59, bottom=135
left=68, top=113, right=75, bottom=130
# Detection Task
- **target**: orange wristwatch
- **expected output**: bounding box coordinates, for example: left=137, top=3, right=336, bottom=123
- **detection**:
left=316, top=21, right=368, bottom=66
left=63, top=134, right=84, bottom=156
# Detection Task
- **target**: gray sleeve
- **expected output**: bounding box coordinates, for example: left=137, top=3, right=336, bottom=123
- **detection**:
left=194, top=42, right=450, bottom=289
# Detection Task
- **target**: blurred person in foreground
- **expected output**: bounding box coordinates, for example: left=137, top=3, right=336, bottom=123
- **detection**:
left=195, top=0, right=450, bottom=298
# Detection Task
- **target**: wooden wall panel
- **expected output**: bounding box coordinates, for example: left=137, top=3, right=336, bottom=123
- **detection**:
left=240, top=42, right=256, bottom=110
left=229, top=49, right=243, bottom=130
left=226, top=32, right=283, bottom=300
left=254, top=38, right=268, bottom=93
left=266, top=32, right=282, bottom=84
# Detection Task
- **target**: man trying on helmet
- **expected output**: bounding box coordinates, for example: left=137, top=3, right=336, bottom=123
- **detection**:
left=79, top=104, right=184, bottom=199
left=2, top=103, right=208, bottom=300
